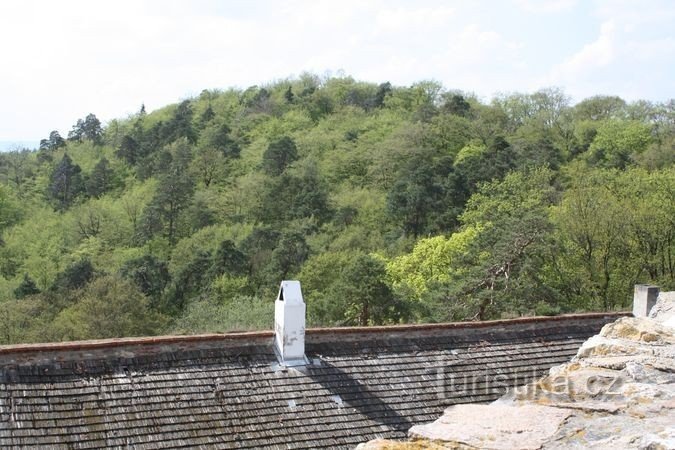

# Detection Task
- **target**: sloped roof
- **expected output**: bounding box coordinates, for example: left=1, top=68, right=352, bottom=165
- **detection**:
left=0, top=313, right=626, bottom=449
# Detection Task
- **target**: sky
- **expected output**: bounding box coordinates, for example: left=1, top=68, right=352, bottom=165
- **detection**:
left=0, top=0, right=673, bottom=144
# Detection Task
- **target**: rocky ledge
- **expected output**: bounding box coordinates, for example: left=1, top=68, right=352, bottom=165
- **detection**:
left=358, top=292, right=675, bottom=450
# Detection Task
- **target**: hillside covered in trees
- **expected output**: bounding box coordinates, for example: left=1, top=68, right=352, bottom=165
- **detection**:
left=0, top=75, right=673, bottom=344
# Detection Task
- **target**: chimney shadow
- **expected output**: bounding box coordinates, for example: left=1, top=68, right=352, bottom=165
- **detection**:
left=304, top=360, right=413, bottom=434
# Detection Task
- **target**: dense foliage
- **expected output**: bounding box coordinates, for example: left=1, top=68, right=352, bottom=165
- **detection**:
left=0, top=75, right=673, bottom=344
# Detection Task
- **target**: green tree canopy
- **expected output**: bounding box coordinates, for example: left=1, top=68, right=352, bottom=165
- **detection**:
left=120, top=255, right=171, bottom=308
left=86, top=157, right=115, bottom=198
left=48, top=153, right=84, bottom=210
left=50, top=275, right=165, bottom=340
left=261, top=136, right=298, bottom=176
left=39, top=130, right=66, bottom=152
left=14, top=273, right=41, bottom=299
left=68, top=113, right=103, bottom=144
left=587, top=120, right=652, bottom=168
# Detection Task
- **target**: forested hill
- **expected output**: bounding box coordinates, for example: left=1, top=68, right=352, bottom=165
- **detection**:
left=0, top=75, right=673, bottom=344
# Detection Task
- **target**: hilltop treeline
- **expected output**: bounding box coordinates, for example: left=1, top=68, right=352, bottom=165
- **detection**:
left=0, top=75, right=673, bottom=343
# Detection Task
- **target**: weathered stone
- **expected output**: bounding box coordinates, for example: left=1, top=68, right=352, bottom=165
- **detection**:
left=360, top=292, right=675, bottom=450
left=356, top=439, right=457, bottom=449
left=573, top=317, right=675, bottom=375
left=625, top=361, right=675, bottom=384
left=546, top=413, right=675, bottom=449
left=597, top=316, right=675, bottom=344
left=408, top=404, right=572, bottom=450
left=650, top=291, right=675, bottom=329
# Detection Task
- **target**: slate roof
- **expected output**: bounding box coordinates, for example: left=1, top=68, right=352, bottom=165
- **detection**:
left=0, top=313, right=626, bottom=449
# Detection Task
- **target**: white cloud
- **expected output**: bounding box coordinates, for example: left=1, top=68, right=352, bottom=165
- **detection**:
left=0, top=0, right=673, bottom=140
left=0, top=1, right=293, bottom=138
left=544, top=0, right=675, bottom=101
left=446, top=25, right=522, bottom=65
left=420, top=23, right=534, bottom=96
left=549, top=20, right=616, bottom=82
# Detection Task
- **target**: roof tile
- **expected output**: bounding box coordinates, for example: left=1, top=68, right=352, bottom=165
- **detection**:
left=0, top=313, right=626, bottom=449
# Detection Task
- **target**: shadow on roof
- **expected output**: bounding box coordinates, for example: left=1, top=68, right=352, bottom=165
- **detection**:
left=306, top=360, right=413, bottom=433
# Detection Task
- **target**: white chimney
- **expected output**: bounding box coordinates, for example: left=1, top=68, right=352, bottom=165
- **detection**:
left=274, top=280, right=308, bottom=367
left=633, top=284, right=660, bottom=317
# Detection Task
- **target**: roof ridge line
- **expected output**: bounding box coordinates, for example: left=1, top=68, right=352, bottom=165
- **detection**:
left=308, top=312, right=629, bottom=335
left=0, top=312, right=629, bottom=355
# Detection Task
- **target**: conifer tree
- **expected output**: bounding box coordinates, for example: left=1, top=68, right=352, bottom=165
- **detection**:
left=49, top=153, right=83, bottom=210
left=261, top=136, right=298, bottom=176
left=86, top=157, right=114, bottom=198
left=284, top=85, right=294, bottom=103
left=14, top=273, right=40, bottom=299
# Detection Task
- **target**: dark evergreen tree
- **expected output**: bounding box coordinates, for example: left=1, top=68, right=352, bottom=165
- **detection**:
left=68, top=118, right=85, bottom=142
left=153, top=149, right=175, bottom=174
left=142, top=121, right=164, bottom=155
left=453, top=136, right=517, bottom=194
left=86, top=157, right=114, bottom=198
left=386, top=155, right=453, bottom=237
left=137, top=141, right=195, bottom=244
left=336, top=254, right=399, bottom=326
left=185, top=196, right=216, bottom=232
left=202, top=123, right=240, bottom=158
left=209, top=240, right=247, bottom=278
left=267, top=231, right=310, bottom=280
left=165, top=100, right=197, bottom=144
left=68, top=114, right=103, bottom=144
left=36, top=149, right=53, bottom=163
left=261, top=136, right=298, bottom=176
left=120, top=255, right=170, bottom=308
left=373, top=82, right=392, bottom=108
left=49, top=153, right=84, bottom=210
left=116, top=135, right=140, bottom=165
left=288, top=171, right=333, bottom=222
left=241, top=227, right=281, bottom=276
left=443, top=94, right=471, bottom=117
left=39, top=131, right=66, bottom=151
left=257, top=171, right=333, bottom=225
left=50, top=130, right=66, bottom=149
left=51, top=259, right=96, bottom=291
left=334, top=206, right=358, bottom=227
left=14, top=273, right=40, bottom=299
left=83, top=113, right=103, bottom=144
left=247, top=87, right=272, bottom=112
left=199, top=104, right=215, bottom=126
left=139, top=173, right=194, bottom=244
left=165, top=250, right=212, bottom=314
left=284, top=85, right=295, bottom=103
